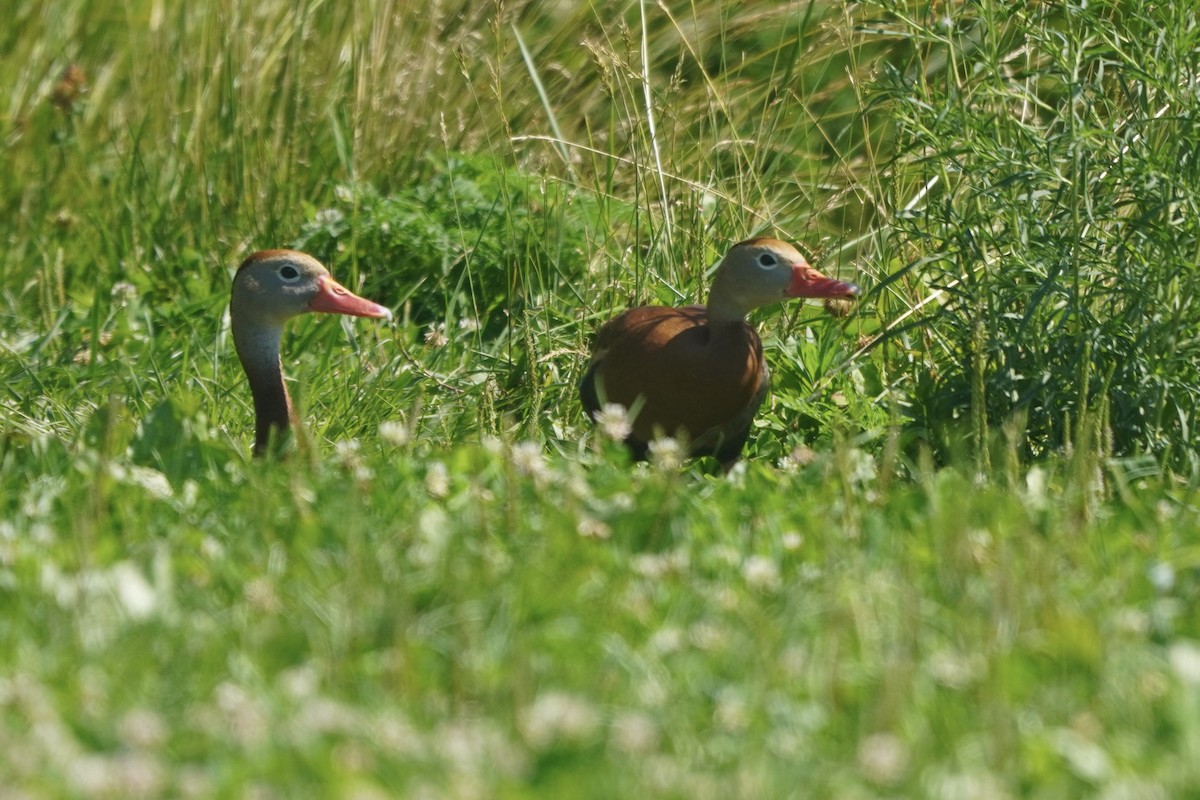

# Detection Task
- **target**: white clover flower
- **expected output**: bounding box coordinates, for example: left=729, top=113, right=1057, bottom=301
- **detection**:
left=1112, top=607, right=1149, bottom=636
left=510, top=441, right=548, bottom=480
left=435, top=719, right=527, bottom=777
left=713, top=688, right=748, bottom=732
left=1025, top=465, right=1048, bottom=510
left=409, top=507, right=450, bottom=567
left=846, top=447, right=877, bottom=485
left=118, top=708, right=168, bottom=750
left=576, top=516, right=611, bottom=540
left=928, top=649, right=982, bottom=689
left=425, top=462, right=450, bottom=498
left=177, top=765, right=212, bottom=798
left=779, top=444, right=817, bottom=472
left=112, top=562, right=157, bottom=619
left=333, top=438, right=361, bottom=461
left=332, top=439, right=372, bottom=481
left=69, top=753, right=165, bottom=797
left=594, top=403, right=632, bottom=442
left=1169, top=640, right=1200, bottom=684
left=372, top=712, right=426, bottom=759
left=244, top=576, right=281, bottom=614
left=1148, top=562, right=1175, bottom=592
left=214, top=682, right=268, bottom=747
left=725, top=460, right=748, bottom=482
left=858, top=732, right=910, bottom=786
left=127, top=466, right=172, bottom=500
left=689, top=621, right=728, bottom=651
left=424, top=324, right=448, bottom=348
left=565, top=473, right=592, bottom=500
left=792, top=445, right=818, bottom=465
left=379, top=420, right=411, bottom=447
left=1051, top=729, right=1111, bottom=783
left=778, top=644, right=809, bottom=677
left=279, top=664, right=320, bottom=698
left=610, top=711, right=659, bottom=754
left=648, top=436, right=684, bottom=470
left=314, top=208, right=344, bottom=227
left=293, top=697, right=360, bottom=738
left=200, top=536, right=224, bottom=560
left=742, top=555, right=781, bottom=591
left=519, top=691, right=600, bottom=749
left=929, top=770, right=1010, bottom=800
left=632, top=553, right=672, bottom=579
left=648, top=626, right=684, bottom=654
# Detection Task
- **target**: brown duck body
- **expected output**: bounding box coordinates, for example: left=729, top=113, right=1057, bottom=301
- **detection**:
left=580, top=237, right=859, bottom=469
left=582, top=305, right=768, bottom=464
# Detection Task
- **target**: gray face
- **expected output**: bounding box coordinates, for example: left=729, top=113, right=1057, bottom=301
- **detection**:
left=708, top=239, right=806, bottom=319
left=231, top=252, right=330, bottom=326
left=729, top=241, right=801, bottom=298
left=708, top=238, right=856, bottom=321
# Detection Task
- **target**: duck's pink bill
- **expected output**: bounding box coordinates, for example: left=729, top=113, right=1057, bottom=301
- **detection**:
left=308, top=276, right=392, bottom=319
left=785, top=265, right=860, bottom=299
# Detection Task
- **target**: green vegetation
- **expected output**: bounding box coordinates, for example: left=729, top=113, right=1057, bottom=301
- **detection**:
left=2, top=1, right=1199, bottom=796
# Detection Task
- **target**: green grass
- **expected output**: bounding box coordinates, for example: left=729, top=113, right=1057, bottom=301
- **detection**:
left=3, top=0, right=1200, bottom=797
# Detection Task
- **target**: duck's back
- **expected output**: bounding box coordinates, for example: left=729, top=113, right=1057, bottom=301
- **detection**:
left=581, top=305, right=767, bottom=460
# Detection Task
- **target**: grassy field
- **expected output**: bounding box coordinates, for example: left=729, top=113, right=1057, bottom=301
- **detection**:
left=3, top=0, right=1200, bottom=797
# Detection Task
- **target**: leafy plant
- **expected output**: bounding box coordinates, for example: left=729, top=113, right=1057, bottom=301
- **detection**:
left=873, top=2, right=1200, bottom=470
left=294, top=154, right=607, bottom=332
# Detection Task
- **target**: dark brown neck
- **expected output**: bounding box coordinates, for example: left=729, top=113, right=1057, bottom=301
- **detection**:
left=247, top=358, right=292, bottom=457
left=232, top=314, right=293, bottom=458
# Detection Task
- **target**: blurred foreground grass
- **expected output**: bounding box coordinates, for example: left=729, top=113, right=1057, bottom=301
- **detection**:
left=3, top=0, right=1200, bottom=796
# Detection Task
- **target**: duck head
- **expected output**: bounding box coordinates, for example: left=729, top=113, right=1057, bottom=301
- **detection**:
left=231, top=250, right=391, bottom=326
left=707, top=237, right=859, bottom=323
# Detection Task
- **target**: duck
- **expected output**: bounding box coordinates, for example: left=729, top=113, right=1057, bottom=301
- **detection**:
left=230, top=249, right=391, bottom=456
left=580, top=237, right=859, bottom=470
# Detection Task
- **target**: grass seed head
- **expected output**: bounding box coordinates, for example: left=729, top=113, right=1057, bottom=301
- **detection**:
left=823, top=296, right=856, bottom=318
left=51, top=64, right=87, bottom=112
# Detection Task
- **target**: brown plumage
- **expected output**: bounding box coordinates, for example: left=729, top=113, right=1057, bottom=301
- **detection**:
left=230, top=250, right=390, bottom=457
left=580, top=238, right=859, bottom=469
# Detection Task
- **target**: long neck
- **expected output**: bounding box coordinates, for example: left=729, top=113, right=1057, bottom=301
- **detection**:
left=705, top=268, right=751, bottom=326
left=705, top=300, right=749, bottom=328
left=232, top=314, right=292, bottom=457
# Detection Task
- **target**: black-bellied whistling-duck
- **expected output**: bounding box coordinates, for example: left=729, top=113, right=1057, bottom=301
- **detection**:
left=580, top=237, right=859, bottom=469
left=230, top=250, right=390, bottom=456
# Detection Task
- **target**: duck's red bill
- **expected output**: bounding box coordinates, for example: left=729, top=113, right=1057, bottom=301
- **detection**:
left=786, top=266, right=860, bottom=299
left=309, top=276, right=392, bottom=319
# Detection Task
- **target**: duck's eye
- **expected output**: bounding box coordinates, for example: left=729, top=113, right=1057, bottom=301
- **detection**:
left=757, top=253, right=778, bottom=269
left=279, top=265, right=301, bottom=281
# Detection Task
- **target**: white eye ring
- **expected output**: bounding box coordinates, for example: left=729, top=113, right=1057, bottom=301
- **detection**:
left=278, top=264, right=301, bottom=282
left=757, top=253, right=778, bottom=269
